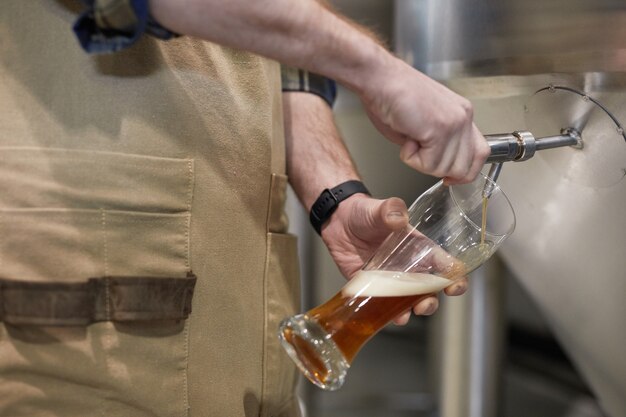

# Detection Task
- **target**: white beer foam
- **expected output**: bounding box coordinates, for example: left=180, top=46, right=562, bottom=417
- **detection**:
left=342, top=270, right=452, bottom=298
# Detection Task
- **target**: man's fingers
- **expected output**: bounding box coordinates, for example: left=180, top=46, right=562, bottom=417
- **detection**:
left=399, top=140, right=422, bottom=171
left=465, top=124, right=491, bottom=182
left=444, top=277, right=468, bottom=296
left=393, top=294, right=440, bottom=326
left=393, top=310, right=412, bottom=326
left=393, top=281, right=466, bottom=325
left=413, top=295, right=438, bottom=316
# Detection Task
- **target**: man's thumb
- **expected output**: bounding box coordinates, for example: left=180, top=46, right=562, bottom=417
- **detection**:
left=351, top=197, right=409, bottom=240
left=379, top=197, right=409, bottom=231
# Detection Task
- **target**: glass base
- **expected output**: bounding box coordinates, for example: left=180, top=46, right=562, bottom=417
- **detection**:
left=278, top=314, right=349, bottom=391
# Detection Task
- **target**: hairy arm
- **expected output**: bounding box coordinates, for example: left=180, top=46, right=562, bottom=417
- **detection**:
left=151, top=0, right=383, bottom=93
left=150, top=0, right=490, bottom=183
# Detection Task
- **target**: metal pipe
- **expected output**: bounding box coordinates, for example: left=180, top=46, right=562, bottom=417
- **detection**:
left=535, top=128, right=583, bottom=150
left=467, top=257, right=507, bottom=417
left=435, top=256, right=507, bottom=417
left=534, top=134, right=577, bottom=150
left=485, top=128, right=582, bottom=163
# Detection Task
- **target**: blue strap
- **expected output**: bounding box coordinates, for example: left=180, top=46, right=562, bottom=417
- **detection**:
left=73, top=0, right=177, bottom=54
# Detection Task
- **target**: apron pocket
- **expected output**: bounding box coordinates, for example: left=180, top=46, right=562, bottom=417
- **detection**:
left=0, top=208, right=190, bottom=281
left=0, top=147, right=194, bottom=417
left=0, top=146, right=193, bottom=212
left=261, top=232, right=301, bottom=417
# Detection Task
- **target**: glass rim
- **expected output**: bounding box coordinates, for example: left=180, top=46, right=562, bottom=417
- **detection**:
left=449, top=172, right=516, bottom=238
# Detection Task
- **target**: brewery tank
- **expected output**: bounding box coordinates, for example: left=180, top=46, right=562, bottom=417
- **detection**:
left=394, top=0, right=626, bottom=416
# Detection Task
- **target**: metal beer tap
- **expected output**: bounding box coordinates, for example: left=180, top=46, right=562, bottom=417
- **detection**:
left=480, top=84, right=626, bottom=195
left=481, top=128, right=584, bottom=197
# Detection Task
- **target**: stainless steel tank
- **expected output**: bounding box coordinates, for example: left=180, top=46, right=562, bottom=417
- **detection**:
left=395, top=1, right=626, bottom=416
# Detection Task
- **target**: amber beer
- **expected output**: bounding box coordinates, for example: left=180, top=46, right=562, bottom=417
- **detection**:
left=282, top=270, right=454, bottom=386
left=280, top=173, right=515, bottom=390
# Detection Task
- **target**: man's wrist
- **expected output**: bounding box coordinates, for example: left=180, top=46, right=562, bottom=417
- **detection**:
left=309, top=180, right=370, bottom=235
left=360, top=55, right=411, bottom=107
left=320, top=191, right=369, bottom=237
left=338, top=41, right=392, bottom=96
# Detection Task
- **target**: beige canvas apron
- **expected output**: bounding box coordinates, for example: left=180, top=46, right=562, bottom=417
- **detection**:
left=0, top=2, right=301, bottom=416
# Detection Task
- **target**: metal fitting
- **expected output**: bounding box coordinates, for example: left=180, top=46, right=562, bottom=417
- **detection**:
left=512, top=131, right=536, bottom=161
left=485, top=129, right=582, bottom=163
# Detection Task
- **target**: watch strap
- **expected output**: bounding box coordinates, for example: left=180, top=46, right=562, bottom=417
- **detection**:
left=309, top=180, right=370, bottom=235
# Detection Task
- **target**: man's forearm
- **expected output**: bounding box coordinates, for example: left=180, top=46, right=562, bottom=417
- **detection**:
left=151, top=0, right=490, bottom=183
left=150, top=0, right=389, bottom=95
left=283, top=91, right=360, bottom=211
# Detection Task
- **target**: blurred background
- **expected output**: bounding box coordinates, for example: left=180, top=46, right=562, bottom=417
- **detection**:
left=286, top=1, right=626, bottom=416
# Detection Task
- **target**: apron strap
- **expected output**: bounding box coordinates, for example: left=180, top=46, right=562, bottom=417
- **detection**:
left=0, top=273, right=196, bottom=326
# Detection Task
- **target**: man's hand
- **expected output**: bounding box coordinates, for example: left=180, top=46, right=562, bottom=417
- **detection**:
left=321, top=193, right=468, bottom=324
left=358, top=57, right=490, bottom=185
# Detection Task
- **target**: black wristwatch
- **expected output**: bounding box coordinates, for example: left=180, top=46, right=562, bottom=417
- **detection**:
left=309, top=180, right=370, bottom=235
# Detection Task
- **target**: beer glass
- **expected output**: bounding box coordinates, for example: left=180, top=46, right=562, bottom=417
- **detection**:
left=278, top=173, right=515, bottom=390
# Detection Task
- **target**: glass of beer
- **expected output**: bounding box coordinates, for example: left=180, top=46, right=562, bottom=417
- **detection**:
left=278, top=173, right=515, bottom=390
